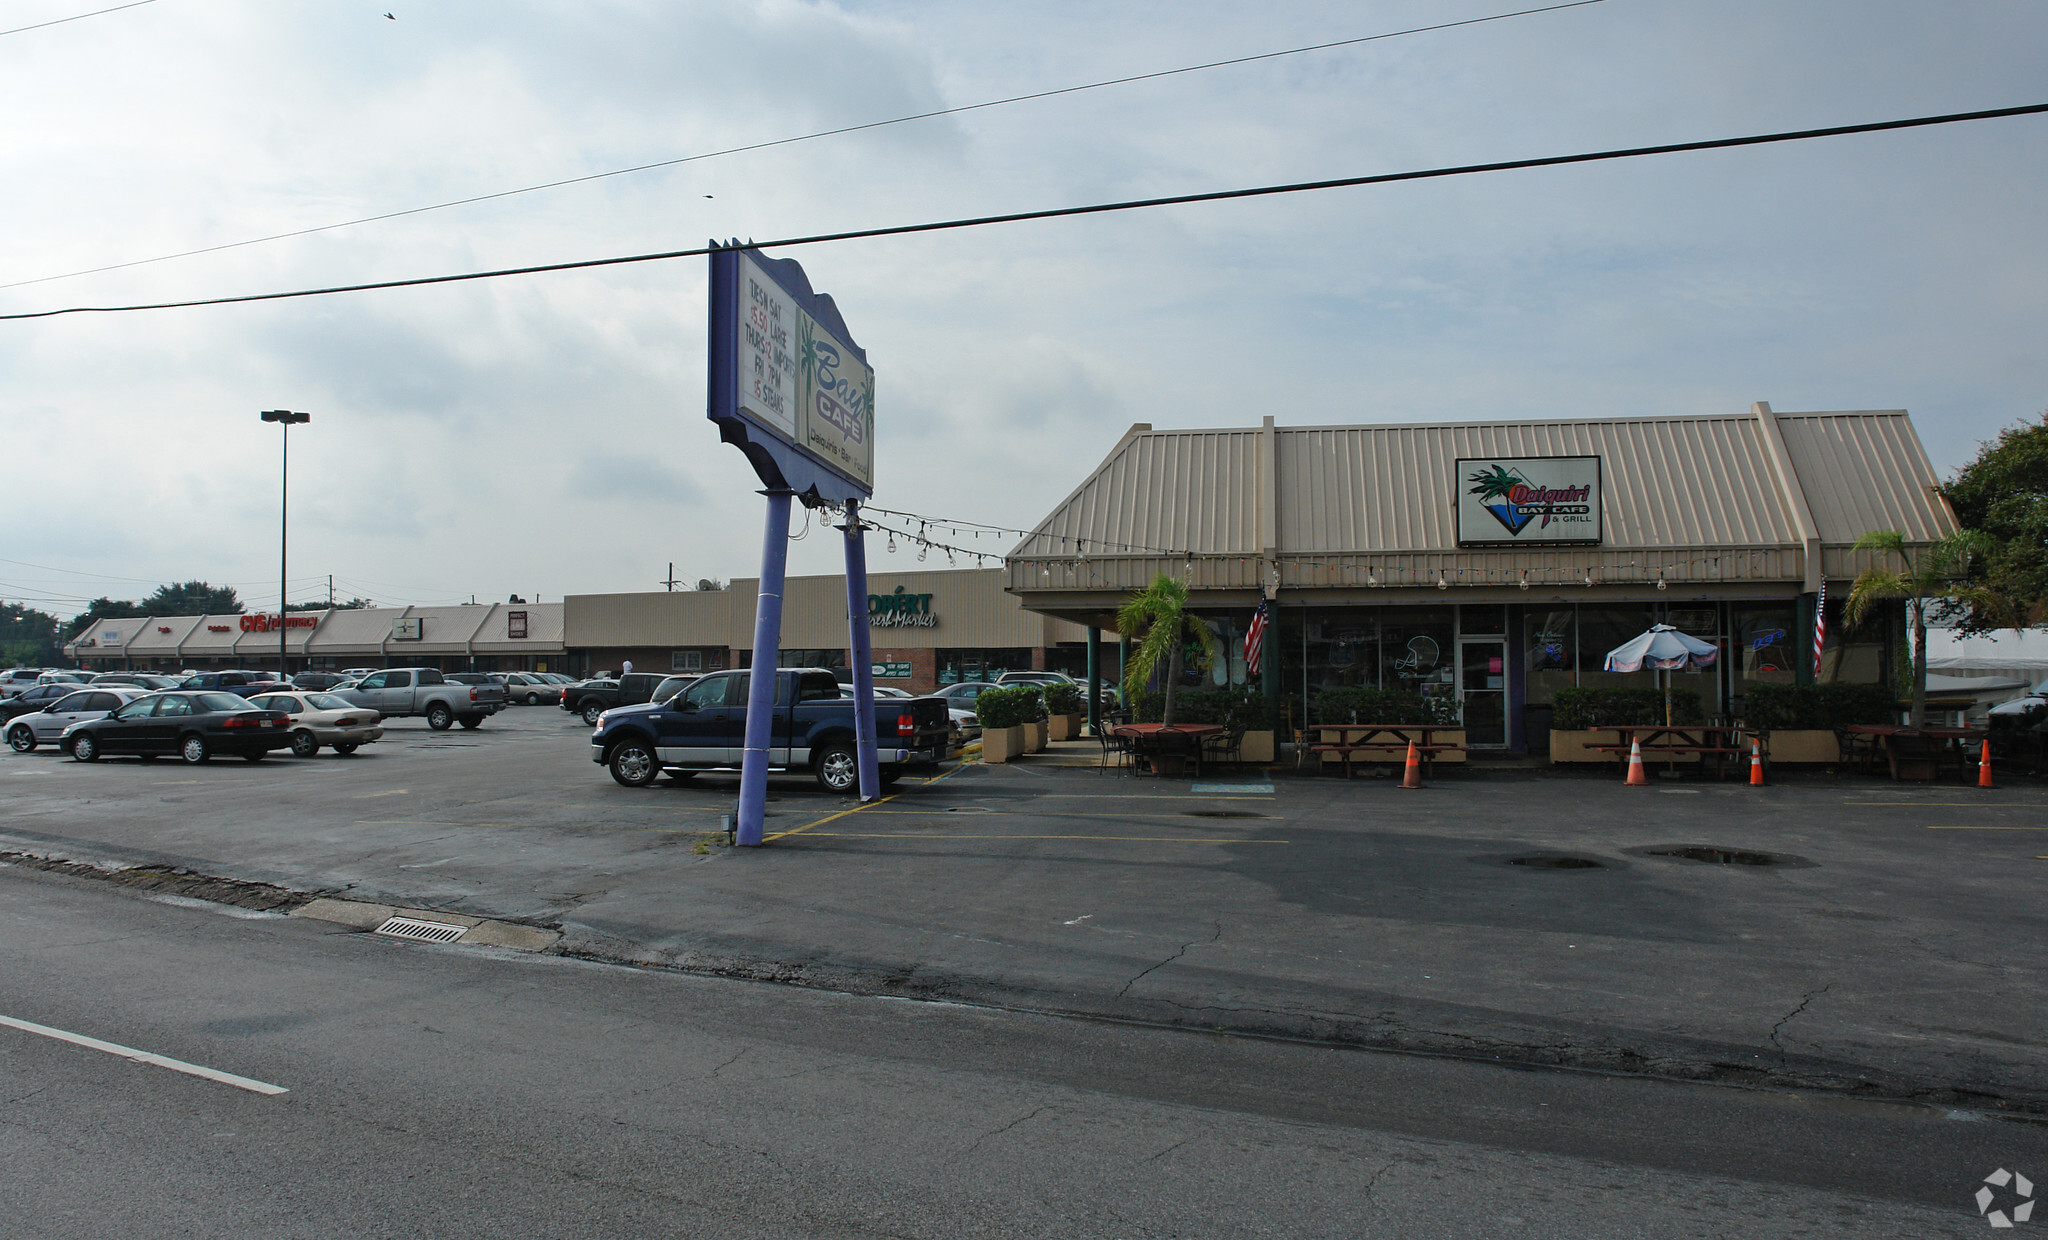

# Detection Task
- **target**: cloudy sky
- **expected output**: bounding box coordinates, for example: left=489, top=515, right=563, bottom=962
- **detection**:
left=3, top=0, right=2044, bottom=617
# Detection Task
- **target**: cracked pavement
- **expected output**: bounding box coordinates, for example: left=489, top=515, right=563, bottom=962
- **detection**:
left=4, top=707, right=2046, bottom=1113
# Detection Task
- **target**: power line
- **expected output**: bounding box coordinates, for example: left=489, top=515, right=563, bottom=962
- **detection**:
left=0, top=0, right=158, bottom=39
left=0, top=0, right=1605, bottom=291
left=5, top=100, right=2044, bottom=323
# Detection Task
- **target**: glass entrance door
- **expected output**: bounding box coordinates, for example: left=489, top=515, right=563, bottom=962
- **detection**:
left=1459, top=639, right=1507, bottom=748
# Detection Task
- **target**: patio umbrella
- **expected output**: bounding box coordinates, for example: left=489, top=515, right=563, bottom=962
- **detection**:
left=1604, top=624, right=1719, bottom=726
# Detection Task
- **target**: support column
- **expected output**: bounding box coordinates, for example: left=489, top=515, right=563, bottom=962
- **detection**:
left=842, top=500, right=880, bottom=801
left=736, top=490, right=793, bottom=846
left=1086, top=626, right=1101, bottom=737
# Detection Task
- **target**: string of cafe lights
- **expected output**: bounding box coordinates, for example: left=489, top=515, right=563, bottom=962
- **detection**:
left=852, top=504, right=1789, bottom=588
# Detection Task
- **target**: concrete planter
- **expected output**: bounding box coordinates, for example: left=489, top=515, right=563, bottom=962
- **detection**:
left=1764, top=730, right=1839, bottom=764
left=1023, top=720, right=1047, bottom=752
left=1317, top=726, right=1468, bottom=765
left=981, top=726, right=1027, bottom=764
left=1238, top=730, right=1275, bottom=764
left=1048, top=713, right=1084, bottom=742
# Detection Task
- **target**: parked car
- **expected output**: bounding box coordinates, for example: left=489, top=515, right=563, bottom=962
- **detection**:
left=588, top=667, right=952, bottom=791
left=91, top=672, right=183, bottom=690
left=562, top=671, right=672, bottom=726
left=995, top=670, right=1078, bottom=687
left=246, top=690, right=385, bottom=756
left=334, top=668, right=504, bottom=730
left=38, top=671, right=93, bottom=687
left=1, top=668, right=48, bottom=699
left=650, top=675, right=696, bottom=705
left=853, top=685, right=915, bottom=698
left=338, top=668, right=378, bottom=680
left=291, top=671, right=348, bottom=691
left=179, top=670, right=288, bottom=696
left=62, top=691, right=296, bottom=764
left=499, top=672, right=565, bottom=705
left=1, top=682, right=92, bottom=723
left=7, top=687, right=150, bottom=752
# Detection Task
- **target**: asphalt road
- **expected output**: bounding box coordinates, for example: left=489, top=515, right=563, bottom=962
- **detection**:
left=2, top=862, right=2036, bottom=1238
left=3, top=705, right=2042, bottom=1113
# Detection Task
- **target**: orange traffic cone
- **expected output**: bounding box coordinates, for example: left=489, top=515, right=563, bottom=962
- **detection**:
left=1749, top=738, right=1765, bottom=786
left=1398, top=740, right=1425, bottom=790
left=1979, top=739, right=1995, bottom=789
left=1625, top=739, right=1648, bottom=785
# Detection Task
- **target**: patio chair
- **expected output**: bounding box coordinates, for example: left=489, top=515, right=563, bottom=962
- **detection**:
left=1096, top=712, right=1133, bottom=772
left=1202, top=719, right=1248, bottom=768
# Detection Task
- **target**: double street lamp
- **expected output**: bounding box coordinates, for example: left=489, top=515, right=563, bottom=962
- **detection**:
left=259, top=409, right=311, bottom=678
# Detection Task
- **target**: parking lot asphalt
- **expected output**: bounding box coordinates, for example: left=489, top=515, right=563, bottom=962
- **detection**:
left=4, top=705, right=2045, bottom=1113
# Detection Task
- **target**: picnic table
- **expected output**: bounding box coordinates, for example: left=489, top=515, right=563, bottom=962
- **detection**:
left=1840, top=723, right=1987, bottom=782
left=1311, top=724, right=1468, bottom=779
left=1110, top=722, right=1224, bottom=777
left=1587, top=725, right=1751, bottom=780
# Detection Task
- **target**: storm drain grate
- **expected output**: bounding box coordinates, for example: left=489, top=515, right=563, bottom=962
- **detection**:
left=374, top=916, right=469, bottom=943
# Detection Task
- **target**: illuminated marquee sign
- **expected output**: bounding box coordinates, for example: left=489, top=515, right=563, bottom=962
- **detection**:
left=1455, top=456, right=1603, bottom=547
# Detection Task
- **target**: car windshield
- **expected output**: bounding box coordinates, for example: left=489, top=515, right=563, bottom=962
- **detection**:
left=306, top=693, right=354, bottom=710
left=195, top=692, right=253, bottom=712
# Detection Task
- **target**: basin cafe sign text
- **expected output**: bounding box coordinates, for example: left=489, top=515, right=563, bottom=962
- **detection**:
left=864, top=586, right=938, bottom=629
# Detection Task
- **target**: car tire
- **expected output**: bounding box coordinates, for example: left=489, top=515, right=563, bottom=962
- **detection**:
left=525, top=693, right=542, bottom=706
left=243, top=751, right=265, bottom=763
left=459, top=716, right=482, bottom=730
left=608, top=737, right=659, bottom=787
left=290, top=729, right=319, bottom=757
left=814, top=743, right=858, bottom=794
left=426, top=704, right=454, bottom=731
left=7, top=726, right=35, bottom=753
left=581, top=699, right=604, bottom=726
left=180, top=733, right=209, bottom=764
left=71, top=733, right=98, bottom=762
left=332, top=742, right=359, bottom=755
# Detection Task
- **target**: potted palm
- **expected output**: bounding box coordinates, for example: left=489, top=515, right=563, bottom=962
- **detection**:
left=1118, top=574, right=1222, bottom=777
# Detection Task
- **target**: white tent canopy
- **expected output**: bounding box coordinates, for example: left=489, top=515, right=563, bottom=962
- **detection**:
left=1924, top=628, right=2048, bottom=679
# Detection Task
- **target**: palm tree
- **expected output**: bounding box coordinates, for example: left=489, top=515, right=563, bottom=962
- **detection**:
left=1117, top=574, right=1221, bottom=725
left=1845, top=530, right=2013, bottom=726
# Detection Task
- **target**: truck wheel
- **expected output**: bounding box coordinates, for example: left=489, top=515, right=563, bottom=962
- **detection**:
left=663, top=769, right=697, bottom=783
left=581, top=699, right=604, bottom=726
left=290, top=729, right=320, bottom=757
left=427, top=704, right=454, bottom=731
left=814, top=743, right=858, bottom=794
left=608, top=738, right=658, bottom=787
left=459, top=716, right=482, bottom=729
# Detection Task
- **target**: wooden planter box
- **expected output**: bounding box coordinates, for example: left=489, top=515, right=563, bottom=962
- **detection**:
left=1549, top=729, right=1699, bottom=764
left=1048, top=713, right=1084, bottom=742
left=1238, top=730, right=1275, bottom=764
left=1317, top=727, right=1468, bottom=764
left=1763, top=730, right=1840, bottom=764
left=981, top=726, right=1026, bottom=764
left=1023, top=720, right=1047, bottom=752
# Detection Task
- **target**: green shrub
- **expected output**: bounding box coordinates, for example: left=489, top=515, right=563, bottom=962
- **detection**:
left=1132, top=686, right=1276, bottom=730
left=974, top=685, right=1042, bottom=729
left=1311, top=686, right=1459, bottom=726
left=1043, top=682, right=1084, bottom=715
left=1551, top=687, right=1702, bottom=729
left=1740, top=683, right=1896, bottom=731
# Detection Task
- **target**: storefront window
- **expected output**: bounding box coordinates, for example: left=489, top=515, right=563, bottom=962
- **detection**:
left=1459, top=605, right=1506, bottom=636
left=1732, top=605, right=1797, bottom=705
left=1381, top=607, right=1454, bottom=700
left=1523, top=607, right=1576, bottom=705
left=938, top=648, right=1032, bottom=685
left=1574, top=604, right=1657, bottom=693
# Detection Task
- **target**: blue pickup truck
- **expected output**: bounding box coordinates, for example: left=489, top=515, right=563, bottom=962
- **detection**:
left=589, top=667, right=953, bottom=791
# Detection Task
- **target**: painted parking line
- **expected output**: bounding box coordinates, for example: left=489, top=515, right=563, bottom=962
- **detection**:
left=1925, top=825, right=2048, bottom=830
left=792, top=832, right=1287, bottom=844
left=0, top=1013, right=288, bottom=1096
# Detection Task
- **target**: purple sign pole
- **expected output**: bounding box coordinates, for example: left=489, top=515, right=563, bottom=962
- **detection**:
left=841, top=501, right=880, bottom=801
left=734, top=489, right=793, bottom=846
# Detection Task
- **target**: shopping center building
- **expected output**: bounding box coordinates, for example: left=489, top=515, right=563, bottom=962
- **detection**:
left=1002, top=402, right=1955, bottom=751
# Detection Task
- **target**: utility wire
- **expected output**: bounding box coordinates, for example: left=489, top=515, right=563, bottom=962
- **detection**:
left=5, top=101, right=2043, bottom=323
left=0, top=0, right=158, bottom=39
left=0, top=0, right=1604, bottom=291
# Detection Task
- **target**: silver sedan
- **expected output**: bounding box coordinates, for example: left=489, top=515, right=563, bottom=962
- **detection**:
left=499, top=672, right=565, bottom=706
left=7, top=687, right=151, bottom=752
left=245, top=691, right=385, bottom=757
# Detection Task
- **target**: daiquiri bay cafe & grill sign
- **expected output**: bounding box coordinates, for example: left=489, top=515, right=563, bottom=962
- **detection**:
left=706, top=244, right=878, bottom=845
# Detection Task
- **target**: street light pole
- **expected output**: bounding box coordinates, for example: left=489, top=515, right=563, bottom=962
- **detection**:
left=260, top=410, right=311, bottom=679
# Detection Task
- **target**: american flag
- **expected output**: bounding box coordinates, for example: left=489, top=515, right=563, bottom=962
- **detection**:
left=1244, top=599, right=1270, bottom=677
left=1812, top=579, right=1827, bottom=679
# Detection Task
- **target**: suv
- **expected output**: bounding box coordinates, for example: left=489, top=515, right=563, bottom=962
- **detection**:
left=562, top=671, right=672, bottom=726
left=1, top=668, right=49, bottom=699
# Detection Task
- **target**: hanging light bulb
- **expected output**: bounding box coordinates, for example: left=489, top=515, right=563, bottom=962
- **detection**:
left=1519, top=570, right=1529, bottom=591
left=1436, top=574, right=1448, bottom=590
left=1656, top=571, right=1667, bottom=591
left=1366, top=569, right=1377, bottom=587
left=918, top=543, right=928, bottom=562
left=887, top=533, right=896, bottom=553
left=1582, top=573, right=1595, bottom=588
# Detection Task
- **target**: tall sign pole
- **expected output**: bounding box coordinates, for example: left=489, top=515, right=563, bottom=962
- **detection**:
left=707, top=244, right=876, bottom=844
left=841, top=501, right=880, bottom=800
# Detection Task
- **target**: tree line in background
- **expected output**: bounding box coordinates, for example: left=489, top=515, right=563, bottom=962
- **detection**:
left=0, top=581, right=374, bottom=666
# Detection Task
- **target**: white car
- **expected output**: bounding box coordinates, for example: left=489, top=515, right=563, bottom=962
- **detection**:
left=245, top=690, right=385, bottom=757
left=7, top=687, right=150, bottom=752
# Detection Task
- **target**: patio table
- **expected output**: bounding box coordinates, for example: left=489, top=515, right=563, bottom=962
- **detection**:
left=1840, top=723, right=1987, bottom=782
left=1110, top=722, right=1224, bottom=777
left=1311, top=724, right=1468, bottom=779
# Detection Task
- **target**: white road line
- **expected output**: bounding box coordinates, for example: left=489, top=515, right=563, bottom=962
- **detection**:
left=0, top=1013, right=289, bottom=1095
